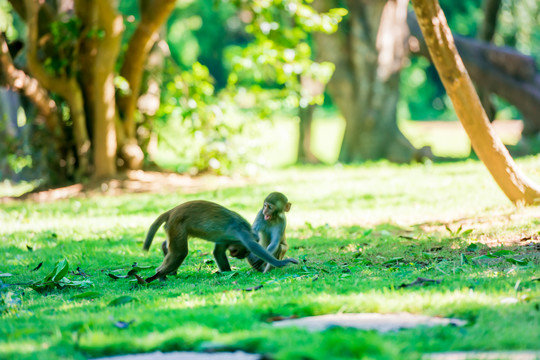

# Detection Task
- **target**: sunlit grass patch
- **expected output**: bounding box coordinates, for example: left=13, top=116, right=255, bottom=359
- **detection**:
left=1, top=162, right=539, bottom=359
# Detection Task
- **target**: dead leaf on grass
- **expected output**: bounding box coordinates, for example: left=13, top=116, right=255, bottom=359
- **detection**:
left=266, top=315, right=298, bottom=322
left=74, top=267, right=90, bottom=277
left=399, top=277, right=442, bottom=288
left=243, top=285, right=263, bottom=292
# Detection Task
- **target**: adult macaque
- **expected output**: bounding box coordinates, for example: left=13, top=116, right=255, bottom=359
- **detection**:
left=161, top=239, right=248, bottom=275
left=247, top=192, right=291, bottom=273
left=143, top=200, right=298, bottom=282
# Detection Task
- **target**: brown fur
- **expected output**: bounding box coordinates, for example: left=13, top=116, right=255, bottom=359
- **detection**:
left=143, top=200, right=298, bottom=282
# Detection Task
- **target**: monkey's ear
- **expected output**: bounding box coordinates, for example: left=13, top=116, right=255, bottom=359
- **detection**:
left=284, top=202, right=291, bottom=212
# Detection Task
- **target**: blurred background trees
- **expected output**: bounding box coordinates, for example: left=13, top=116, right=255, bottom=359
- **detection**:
left=1, top=0, right=539, bottom=188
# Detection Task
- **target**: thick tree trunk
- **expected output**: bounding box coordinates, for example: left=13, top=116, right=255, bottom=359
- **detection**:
left=411, top=0, right=540, bottom=205
left=313, top=0, right=420, bottom=163
left=116, top=0, right=176, bottom=170
left=90, top=0, right=123, bottom=178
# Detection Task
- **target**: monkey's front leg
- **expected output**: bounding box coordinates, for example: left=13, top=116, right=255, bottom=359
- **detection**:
left=213, top=243, right=232, bottom=272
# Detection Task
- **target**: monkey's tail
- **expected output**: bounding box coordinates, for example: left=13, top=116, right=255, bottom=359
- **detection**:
left=142, top=211, right=170, bottom=251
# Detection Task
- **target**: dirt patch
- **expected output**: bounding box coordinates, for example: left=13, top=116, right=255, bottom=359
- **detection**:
left=1, top=170, right=250, bottom=203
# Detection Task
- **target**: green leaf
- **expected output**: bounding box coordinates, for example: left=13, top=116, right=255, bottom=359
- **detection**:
left=329, top=8, right=348, bottom=17
left=461, top=253, right=470, bottom=265
left=466, top=243, right=479, bottom=251
left=107, top=296, right=138, bottom=307
left=52, top=259, right=69, bottom=282
left=472, top=254, right=498, bottom=261
left=505, top=258, right=529, bottom=266
left=493, top=250, right=515, bottom=256
left=44, top=259, right=69, bottom=282
left=70, top=291, right=102, bottom=300
left=461, top=229, right=473, bottom=237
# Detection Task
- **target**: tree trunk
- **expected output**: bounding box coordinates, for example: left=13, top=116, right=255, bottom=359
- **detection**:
left=90, top=0, right=123, bottom=178
left=313, top=0, right=420, bottom=163
left=116, top=0, right=176, bottom=170
left=479, top=0, right=501, bottom=41
left=411, top=0, right=540, bottom=205
left=297, top=104, right=319, bottom=163
left=476, top=0, right=501, bottom=120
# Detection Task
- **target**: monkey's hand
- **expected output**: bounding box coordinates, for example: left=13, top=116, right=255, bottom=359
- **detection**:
left=273, top=258, right=299, bottom=267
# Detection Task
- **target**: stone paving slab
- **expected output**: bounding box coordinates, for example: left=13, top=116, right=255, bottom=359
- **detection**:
left=92, top=351, right=260, bottom=360
left=272, top=312, right=466, bottom=332
left=423, top=351, right=540, bottom=360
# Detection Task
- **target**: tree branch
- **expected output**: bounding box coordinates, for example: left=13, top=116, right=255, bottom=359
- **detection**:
left=117, top=0, right=176, bottom=139
left=411, top=0, right=540, bottom=205
left=0, top=33, right=63, bottom=141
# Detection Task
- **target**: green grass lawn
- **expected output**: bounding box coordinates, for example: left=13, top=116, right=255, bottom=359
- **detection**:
left=1, top=158, right=540, bottom=359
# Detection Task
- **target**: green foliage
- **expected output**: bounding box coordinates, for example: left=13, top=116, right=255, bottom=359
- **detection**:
left=155, top=61, right=253, bottom=174
left=0, top=0, right=16, bottom=38
left=497, top=0, right=540, bottom=65
left=227, top=0, right=344, bottom=110
left=1, top=161, right=540, bottom=359
left=153, top=1, right=346, bottom=174
left=28, top=259, right=93, bottom=294
left=44, top=17, right=82, bottom=77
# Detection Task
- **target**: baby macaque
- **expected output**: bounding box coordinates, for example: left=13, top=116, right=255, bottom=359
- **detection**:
left=247, top=192, right=291, bottom=273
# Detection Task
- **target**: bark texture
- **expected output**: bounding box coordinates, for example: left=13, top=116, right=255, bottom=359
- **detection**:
left=411, top=0, right=540, bottom=205
left=313, top=0, right=420, bottom=163
left=297, top=104, right=319, bottom=164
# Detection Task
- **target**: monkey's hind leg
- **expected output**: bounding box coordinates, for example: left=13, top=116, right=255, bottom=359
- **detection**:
left=146, top=232, right=189, bottom=283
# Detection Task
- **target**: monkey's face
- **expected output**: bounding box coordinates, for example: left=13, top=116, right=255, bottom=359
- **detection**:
left=262, top=202, right=276, bottom=221
left=228, top=244, right=249, bottom=259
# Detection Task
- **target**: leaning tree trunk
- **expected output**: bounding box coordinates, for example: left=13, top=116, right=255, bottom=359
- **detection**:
left=313, top=0, right=419, bottom=163
left=411, top=0, right=540, bottom=205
